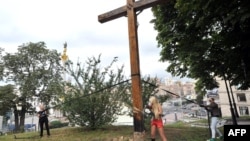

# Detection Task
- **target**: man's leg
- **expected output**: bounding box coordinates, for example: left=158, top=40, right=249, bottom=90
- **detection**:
left=210, top=117, right=217, bottom=139
left=45, top=118, right=50, bottom=136
left=39, top=121, right=44, bottom=137
left=215, top=118, right=223, bottom=137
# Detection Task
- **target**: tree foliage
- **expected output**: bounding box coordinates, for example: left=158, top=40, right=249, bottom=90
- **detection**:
left=62, top=55, right=130, bottom=129
left=61, top=54, right=168, bottom=130
left=0, top=47, right=4, bottom=80
left=0, top=84, right=16, bottom=115
left=151, top=0, right=250, bottom=92
left=0, top=84, right=18, bottom=130
left=0, top=42, right=64, bottom=130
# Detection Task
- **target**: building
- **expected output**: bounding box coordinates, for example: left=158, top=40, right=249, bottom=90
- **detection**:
left=216, top=77, right=250, bottom=117
left=159, top=78, right=196, bottom=99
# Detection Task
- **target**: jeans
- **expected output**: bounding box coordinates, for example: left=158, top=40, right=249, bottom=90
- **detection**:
left=210, top=117, right=222, bottom=138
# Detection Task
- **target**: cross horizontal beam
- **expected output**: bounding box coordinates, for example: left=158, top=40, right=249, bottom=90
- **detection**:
left=98, top=0, right=164, bottom=23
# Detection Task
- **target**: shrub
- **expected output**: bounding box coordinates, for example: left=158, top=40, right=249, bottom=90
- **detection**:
left=50, top=121, right=68, bottom=129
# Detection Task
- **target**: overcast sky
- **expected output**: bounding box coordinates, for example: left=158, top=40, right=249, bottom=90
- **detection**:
left=0, top=0, right=193, bottom=82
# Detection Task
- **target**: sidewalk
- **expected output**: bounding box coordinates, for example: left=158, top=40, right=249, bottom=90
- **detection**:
left=163, top=113, right=201, bottom=124
left=224, top=118, right=250, bottom=125
left=163, top=113, right=182, bottom=124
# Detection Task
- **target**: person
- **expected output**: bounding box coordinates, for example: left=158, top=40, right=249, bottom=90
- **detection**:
left=200, top=98, right=223, bottom=141
left=147, top=96, right=168, bottom=141
left=37, top=104, right=50, bottom=138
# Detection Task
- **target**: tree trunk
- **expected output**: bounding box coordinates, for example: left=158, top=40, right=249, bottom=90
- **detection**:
left=19, top=107, right=25, bottom=132
left=14, top=109, right=19, bottom=132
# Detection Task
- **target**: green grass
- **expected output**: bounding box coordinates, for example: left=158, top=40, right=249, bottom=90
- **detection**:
left=0, top=122, right=219, bottom=141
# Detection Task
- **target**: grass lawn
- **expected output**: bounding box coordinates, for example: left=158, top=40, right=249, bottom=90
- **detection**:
left=0, top=121, right=220, bottom=141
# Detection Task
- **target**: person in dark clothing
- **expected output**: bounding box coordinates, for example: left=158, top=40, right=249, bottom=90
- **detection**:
left=200, top=98, right=223, bottom=141
left=37, top=104, right=50, bottom=138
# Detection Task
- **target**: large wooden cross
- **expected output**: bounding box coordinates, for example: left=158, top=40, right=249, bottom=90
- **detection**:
left=98, top=0, right=164, bottom=139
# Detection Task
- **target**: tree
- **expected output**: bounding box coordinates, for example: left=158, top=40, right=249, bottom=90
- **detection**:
left=62, top=54, right=130, bottom=129
left=0, top=84, right=25, bottom=131
left=0, top=42, right=64, bottom=131
left=0, top=47, right=4, bottom=80
left=151, top=0, right=250, bottom=91
left=0, top=84, right=16, bottom=121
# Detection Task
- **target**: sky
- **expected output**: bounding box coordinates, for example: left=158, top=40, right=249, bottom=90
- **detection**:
left=0, top=0, right=193, bottom=83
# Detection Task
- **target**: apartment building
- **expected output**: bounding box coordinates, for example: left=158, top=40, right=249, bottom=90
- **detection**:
left=158, top=78, right=196, bottom=98
left=215, top=78, right=250, bottom=117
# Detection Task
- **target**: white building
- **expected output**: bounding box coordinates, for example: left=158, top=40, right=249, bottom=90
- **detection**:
left=216, top=78, right=250, bottom=117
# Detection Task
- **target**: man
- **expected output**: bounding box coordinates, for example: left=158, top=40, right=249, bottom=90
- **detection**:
left=38, top=104, right=50, bottom=138
left=200, top=98, right=223, bottom=141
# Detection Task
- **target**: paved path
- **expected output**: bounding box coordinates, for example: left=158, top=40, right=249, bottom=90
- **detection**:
left=163, top=113, right=182, bottom=124
left=224, top=118, right=250, bottom=125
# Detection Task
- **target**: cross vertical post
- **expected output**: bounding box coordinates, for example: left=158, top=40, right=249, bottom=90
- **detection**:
left=126, top=0, right=144, bottom=139
left=98, top=0, right=164, bottom=140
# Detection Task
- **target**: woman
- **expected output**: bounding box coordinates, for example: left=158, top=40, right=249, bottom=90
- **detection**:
left=148, top=96, right=167, bottom=141
left=37, top=104, right=50, bottom=138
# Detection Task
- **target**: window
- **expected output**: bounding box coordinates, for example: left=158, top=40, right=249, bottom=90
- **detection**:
left=239, top=106, right=249, bottom=116
left=237, top=93, right=247, bottom=102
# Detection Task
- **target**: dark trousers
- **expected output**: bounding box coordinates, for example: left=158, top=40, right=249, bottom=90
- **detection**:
left=39, top=117, right=50, bottom=136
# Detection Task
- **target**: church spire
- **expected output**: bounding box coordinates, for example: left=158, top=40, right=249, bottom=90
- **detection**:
left=61, top=42, right=68, bottom=62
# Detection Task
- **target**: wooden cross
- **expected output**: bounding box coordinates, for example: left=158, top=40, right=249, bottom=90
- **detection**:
left=98, top=0, right=164, bottom=139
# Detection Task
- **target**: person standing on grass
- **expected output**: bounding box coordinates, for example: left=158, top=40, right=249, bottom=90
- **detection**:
left=200, top=98, right=223, bottom=141
left=147, top=96, right=168, bottom=141
left=38, top=104, right=50, bottom=138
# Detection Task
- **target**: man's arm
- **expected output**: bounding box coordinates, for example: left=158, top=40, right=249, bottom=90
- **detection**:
left=200, top=103, right=217, bottom=111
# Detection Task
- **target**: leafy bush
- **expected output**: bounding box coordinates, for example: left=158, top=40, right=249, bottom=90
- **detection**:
left=50, top=121, right=68, bottom=129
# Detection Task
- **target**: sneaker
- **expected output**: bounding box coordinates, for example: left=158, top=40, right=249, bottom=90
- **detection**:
left=217, top=136, right=224, bottom=140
